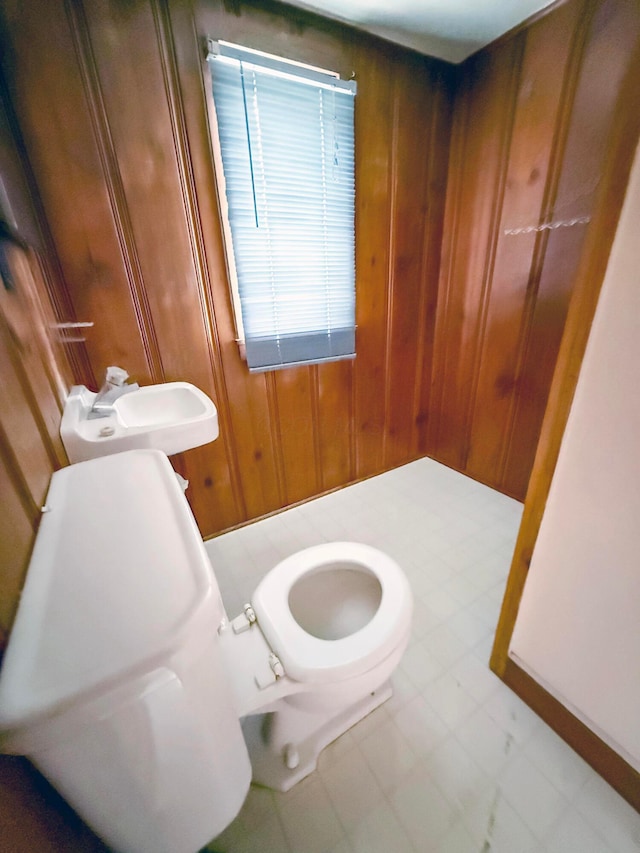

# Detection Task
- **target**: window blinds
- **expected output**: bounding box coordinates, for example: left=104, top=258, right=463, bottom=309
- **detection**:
left=207, top=41, right=356, bottom=372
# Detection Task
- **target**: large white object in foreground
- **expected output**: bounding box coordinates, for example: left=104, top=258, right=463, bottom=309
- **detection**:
left=0, top=450, right=412, bottom=852
left=0, top=450, right=249, bottom=853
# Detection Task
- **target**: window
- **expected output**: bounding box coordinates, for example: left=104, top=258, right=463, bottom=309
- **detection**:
left=206, top=40, right=357, bottom=372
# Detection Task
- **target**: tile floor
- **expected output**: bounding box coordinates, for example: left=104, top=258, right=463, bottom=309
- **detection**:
left=203, top=458, right=640, bottom=853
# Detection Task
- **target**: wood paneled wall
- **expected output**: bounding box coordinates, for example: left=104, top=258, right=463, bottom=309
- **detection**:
left=0, top=88, right=107, bottom=853
left=0, top=87, right=73, bottom=648
left=0, top=244, right=67, bottom=644
left=0, top=0, right=638, bottom=845
left=428, top=0, right=640, bottom=499
left=0, top=0, right=638, bottom=544
left=0, top=0, right=452, bottom=540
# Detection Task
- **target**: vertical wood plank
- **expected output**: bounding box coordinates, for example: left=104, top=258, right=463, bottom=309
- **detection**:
left=503, top=0, right=640, bottom=496
left=73, top=0, right=243, bottom=532
left=353, top=41, right=395, bottom=479
left=0, top=325, right=54, bottom=510
left=0, top=0, right=156, bottom=383
left=429, top=40, right=523, bottom=474
left=274, top=367, right=318, bottom=506
left=1, top=249, right=69, bottom=465
left=465, top=2, right=583, bottom=488
left=0, top=54, right=94, bottom=388
left=13, top=0, right=630, bottom=535
left=315, top=359, right=354, bottom=492
left=0, top=458, right=36, bottom=643
left=384, top=58, right=450, bottom=469
left=172, top=0, right=286, bottom=520
left=414, top=68, right=452, bottom=455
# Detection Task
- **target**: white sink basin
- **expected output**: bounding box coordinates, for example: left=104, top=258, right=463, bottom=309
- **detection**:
left=61, top=382, right=219, bottom=464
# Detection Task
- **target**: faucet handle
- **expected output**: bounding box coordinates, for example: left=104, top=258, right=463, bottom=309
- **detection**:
left=105, top=366, right=129, bottom=386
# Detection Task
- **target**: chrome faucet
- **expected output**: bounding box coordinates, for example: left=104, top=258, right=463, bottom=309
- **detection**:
left=87, top=366, right=139, bottom=419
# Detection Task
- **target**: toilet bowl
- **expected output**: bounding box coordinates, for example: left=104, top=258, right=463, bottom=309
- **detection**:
left=219, top=541, right=413, bottom=790
left=0, top=450, right=413, bottom=852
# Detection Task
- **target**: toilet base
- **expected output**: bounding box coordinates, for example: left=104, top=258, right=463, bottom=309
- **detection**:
left=242, top=680, right=392, bottom=792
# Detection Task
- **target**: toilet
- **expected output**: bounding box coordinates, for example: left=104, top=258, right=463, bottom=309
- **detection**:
left=0, top=450, right=412, bottom=853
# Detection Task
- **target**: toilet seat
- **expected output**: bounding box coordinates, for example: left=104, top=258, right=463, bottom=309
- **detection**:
left=251, top=542, right=412, bottom=684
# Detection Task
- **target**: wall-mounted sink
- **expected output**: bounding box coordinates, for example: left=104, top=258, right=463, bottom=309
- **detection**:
left=61, top=382, right=219, bottom=464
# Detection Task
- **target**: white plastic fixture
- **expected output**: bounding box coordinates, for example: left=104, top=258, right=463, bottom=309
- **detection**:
left=251, top=542, right=413, bottom=684
left=60, top=381, right=219, bottom=463
left=0, top=450, right=251, bottom=853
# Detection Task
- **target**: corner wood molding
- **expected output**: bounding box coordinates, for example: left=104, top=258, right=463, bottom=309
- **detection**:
left=490, top=33, right=640, bottom=811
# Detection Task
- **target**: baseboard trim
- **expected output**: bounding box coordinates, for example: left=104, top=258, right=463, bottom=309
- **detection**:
left=500, top=658, right=640, bottom=813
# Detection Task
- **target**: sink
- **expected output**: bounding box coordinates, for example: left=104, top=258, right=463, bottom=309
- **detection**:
left=61, top=382, right=219, bottom=464
left=114, top=385, right=210, bottom=428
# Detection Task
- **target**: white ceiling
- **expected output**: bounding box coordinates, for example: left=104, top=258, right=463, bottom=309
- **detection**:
left=276, top=0, right=558, bottom=63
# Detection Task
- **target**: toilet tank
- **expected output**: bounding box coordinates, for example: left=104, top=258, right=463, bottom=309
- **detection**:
left=0, top=449, right=251, bottom=853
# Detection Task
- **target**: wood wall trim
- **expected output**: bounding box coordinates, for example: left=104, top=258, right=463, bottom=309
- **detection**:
left=502, top=658, right=640, bottom=812
left=63, top=0, right=165, bottom=384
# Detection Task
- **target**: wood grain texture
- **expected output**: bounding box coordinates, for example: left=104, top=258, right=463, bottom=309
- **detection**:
left=429, top=38, right=524, bottom=476
left=1, top=0, right=637, bottom=543
left=490, top=0, right=640, bottom=810
left=0, top=245, right=72, bottom=644
left=0, top=0, right=154, bottom=383
left=0, top=97, right=74, bottom=647
left=427, top=0, right=640, bottom=501
left=5, top=0, right=633, bottom=535
left=0, top=60, right=95, bottom=387
left=352, top=39, right=395, bottom=480
left=491, top=0, right=640, bottom=678
left=502, top=0, right=640, bottom=496
left=0, top=0, right=452, bottom=537
left=0, top=0, right=637, bottom=836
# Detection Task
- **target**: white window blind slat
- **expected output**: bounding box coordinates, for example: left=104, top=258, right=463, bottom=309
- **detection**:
left=207, top=43, right=356, bottom=372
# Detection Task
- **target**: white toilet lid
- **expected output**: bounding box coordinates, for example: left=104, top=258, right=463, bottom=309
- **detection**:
left=251, top=543, right=413, bottom=684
